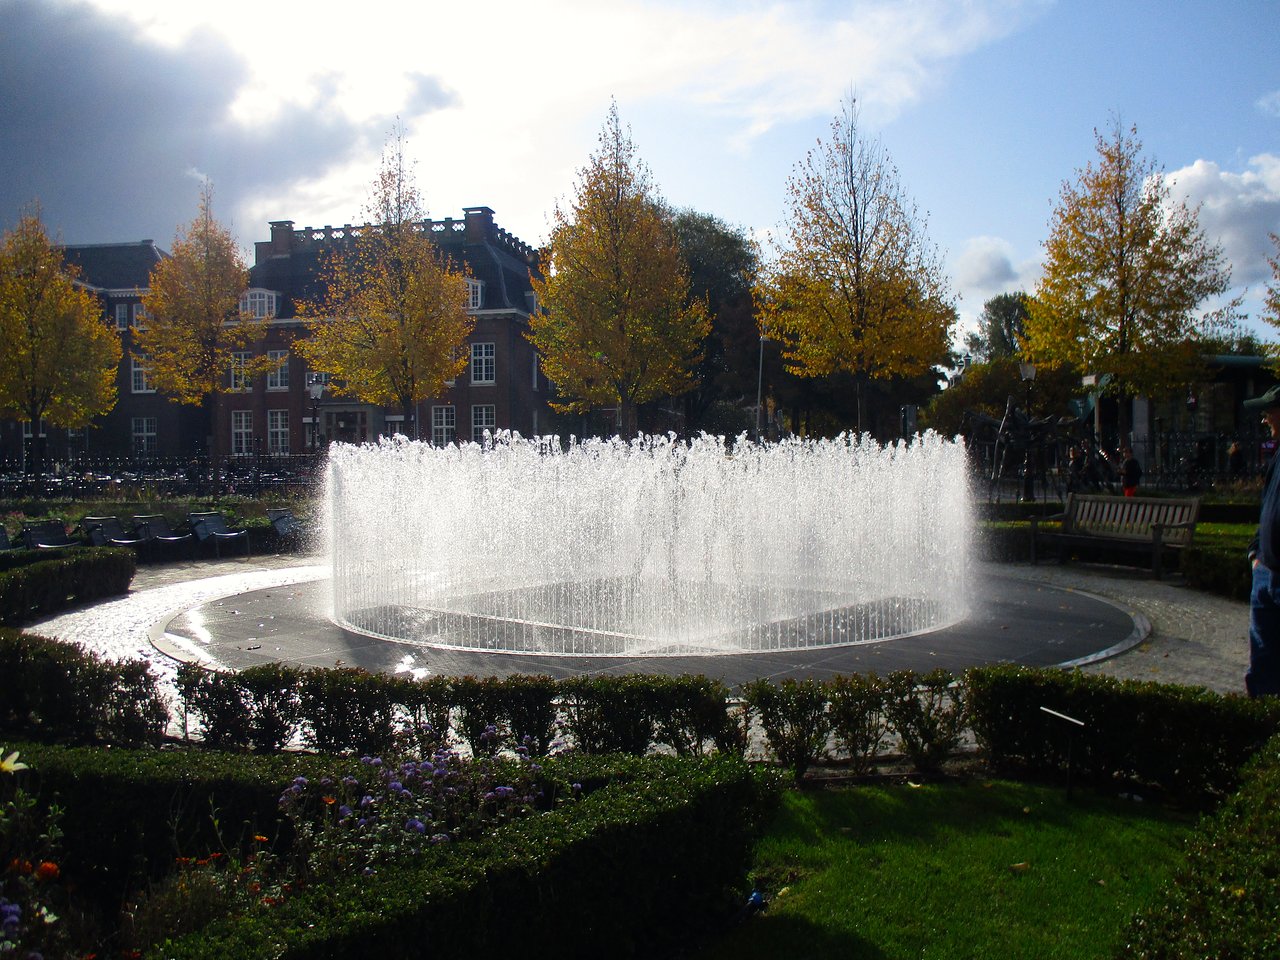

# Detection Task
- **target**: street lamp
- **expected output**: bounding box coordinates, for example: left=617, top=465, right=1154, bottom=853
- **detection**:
left=755, top=332, right=766, bottom=441
left=1019, top=362, right=1036, bottom=501
left=307, top=374, right=325, bottom=452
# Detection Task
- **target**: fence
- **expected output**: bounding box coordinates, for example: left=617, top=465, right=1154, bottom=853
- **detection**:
left=0, top=453, right=324, bottom=500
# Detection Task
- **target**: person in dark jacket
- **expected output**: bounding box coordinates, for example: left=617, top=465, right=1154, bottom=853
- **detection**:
left=1244, top=385, right=1280, bottom=697
left=1117, top=446, right=1142, bottom=497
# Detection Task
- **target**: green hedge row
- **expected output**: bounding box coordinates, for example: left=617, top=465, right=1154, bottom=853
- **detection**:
left=1179, top=543, right=1252, bottom=600
left=966, top=664, right=1280, bottom=802
left=146, top=754, right=780, bottom=960
left=1119, top=734, right=1280, bottom=958
left=0, top=548, right=134, bottom=625
left=0, top=629, right=166, bottom=745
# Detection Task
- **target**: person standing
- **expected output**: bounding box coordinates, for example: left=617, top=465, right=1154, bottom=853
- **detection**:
left=1244, top=385, right=1280, bottom=697
left=1118, top=446, right=1143, bottom=497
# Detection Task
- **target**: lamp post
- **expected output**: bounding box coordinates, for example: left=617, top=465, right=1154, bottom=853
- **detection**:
left=755, top=332, right=766, bottom=441
left=307, top=374, right=325, bottom=453
left=1019, top=361, right=1036, bottom=501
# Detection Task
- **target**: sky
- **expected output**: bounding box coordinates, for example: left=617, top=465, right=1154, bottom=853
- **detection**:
left=2, top=0, right=1278, bottom=342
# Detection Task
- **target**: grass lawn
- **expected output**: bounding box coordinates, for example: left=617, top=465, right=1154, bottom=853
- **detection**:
left=697, top=779, right=1197, bottom=960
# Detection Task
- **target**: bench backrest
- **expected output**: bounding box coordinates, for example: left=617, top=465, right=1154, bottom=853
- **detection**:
left=133, top=514, right=182, bottom=540
left=1063, top=494, right=1199, bottom=545
left=21, top=519, right=73, bottom=549
left=83, top=516, right=131, bottom=546
left=188, top=512, right=239, bottom=539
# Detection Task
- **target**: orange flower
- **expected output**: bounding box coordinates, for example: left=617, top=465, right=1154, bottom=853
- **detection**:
left=35, top=861, right=59, bottom=881
left=322, top=795, right=336, bottom=805
left=253, top=834, right=269, bottom=843
left=8, top=858, right=32, bottom=875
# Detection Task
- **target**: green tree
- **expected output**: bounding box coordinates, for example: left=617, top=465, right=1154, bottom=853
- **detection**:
left=1023, top=120, right=1234, bottom=437
left=138, top=184, right=269, bottom=455
left=671, top=209, right=774, bottom=434
left=1263, top=232, right=1280, bottom=367
left=920, top=357, right=1080, bottom=437
left=0, top=210, right=121, bottom=472
left=298, top=130, right=473, bottom=435
left=965, top=292, right=1031, bottom=361
left=755, top=94, right=955, bottom=435
left=528, top=104, right=710, bottom=438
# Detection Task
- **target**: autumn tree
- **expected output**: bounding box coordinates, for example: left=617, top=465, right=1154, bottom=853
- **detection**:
left=298, top=132, right=473, bottom=436
left=755, top=94, right=955, bottom=434
left=0, top=210, right=121, bottom=472
left=528, top=104, right=710, bottom=438
left=1263, top=233, right=1280, bottom=354
left=138, top=184, right=269, bottom=457
left=1022, top=120, right=1234, bottom=438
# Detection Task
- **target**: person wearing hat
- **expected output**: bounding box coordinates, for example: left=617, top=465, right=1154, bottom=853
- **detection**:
left=1243, top=383, right=1280, bottom=696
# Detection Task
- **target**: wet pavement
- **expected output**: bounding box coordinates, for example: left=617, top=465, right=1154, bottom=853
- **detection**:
left=27, top=551, right=1252, bottom=696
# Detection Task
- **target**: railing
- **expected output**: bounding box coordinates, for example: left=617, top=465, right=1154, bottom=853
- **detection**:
left=0, top=453, right=325, bottom=500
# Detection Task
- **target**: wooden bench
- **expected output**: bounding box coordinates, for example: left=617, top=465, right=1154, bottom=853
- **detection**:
left=1029, top=494, right=1200, bottom=579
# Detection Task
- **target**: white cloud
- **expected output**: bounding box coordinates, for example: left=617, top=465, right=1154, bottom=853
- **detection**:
left=1165, top=154, right=1280, bottom=288
left=1257, top=90, right=1280, bottom=118
left=75, top=0, right=1046, bottom=245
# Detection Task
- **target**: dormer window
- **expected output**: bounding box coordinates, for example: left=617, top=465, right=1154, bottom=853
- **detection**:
left=466, top=279, right=484, bottom=311
left=240, top=289, right=279, bottom=319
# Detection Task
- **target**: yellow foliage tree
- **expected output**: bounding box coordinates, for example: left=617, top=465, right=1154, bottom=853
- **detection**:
left=1263, top=233, right=1280, bottom=353
left=138, top=184, right=269, bottom=421
left=1023, top=121, right=1233, bottom=434
left=297, top=132, right=473, bottom=436
left=528, top=104, right=710, bottom=437
left=0, top=210, right=121, bottom=472
left=755, top=95, right=955, bottom=434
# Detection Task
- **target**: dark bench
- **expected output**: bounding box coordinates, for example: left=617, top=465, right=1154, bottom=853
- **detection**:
left=187, top=511, right=250, bottom=558
left=132, top=514, right=195, bottom=559
left=1030, top=494, right=1200, bottom=579
left=82, top=516, right=147, bottom=548
left=21, top=519, right=78, bottom=550
left=266, top=507, right=308, bottom=550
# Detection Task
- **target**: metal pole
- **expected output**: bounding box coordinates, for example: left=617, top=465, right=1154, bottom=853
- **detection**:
left=755, top=334, right=765, bottom=441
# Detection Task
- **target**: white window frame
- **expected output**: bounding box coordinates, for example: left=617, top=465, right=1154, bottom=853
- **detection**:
left=229, top=352, right=252, bottom=392
left=115, top=303, right=130, bottom=330
left=472, top=404, right=495, bottom=443
left=266, top=350, right=290, bottom=390
left=231, top=410, right=253, bottom=457
left=131, top=416, right=157, bottom=455
left=431, top=405, right=456, bottom=446
left=267, top=409, right=289, bottom=455
left=466, top=279, right=484, bottom=311
left=240, top=289, right=279, bottom=319
left=132, top=303, right=148, bottom=331
left=131, top=354, right=155, bottom=394
left=471, top=342, right=495, bottom=385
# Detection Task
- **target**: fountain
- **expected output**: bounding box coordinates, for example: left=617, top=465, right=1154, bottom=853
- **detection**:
left=328, top=431, right=971, bottom=657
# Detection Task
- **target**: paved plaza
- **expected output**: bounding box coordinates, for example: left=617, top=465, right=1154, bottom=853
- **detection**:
left=27, top=551, right=1251, bottom=697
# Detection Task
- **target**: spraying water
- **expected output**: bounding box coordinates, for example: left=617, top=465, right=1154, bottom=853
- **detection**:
left=328, top=432, right=971, bottom=656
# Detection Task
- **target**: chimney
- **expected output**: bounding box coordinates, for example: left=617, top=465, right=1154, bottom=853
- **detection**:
left=462, top=206, right=494, bottom=242
left=270, top=220, right=296, bottom=255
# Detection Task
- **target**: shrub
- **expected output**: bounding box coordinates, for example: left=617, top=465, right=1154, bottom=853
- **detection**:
left=560, top=675, right=659, bottom=755
left=237, top=664, right=304, bottom=752
left=0, top=630, right=165, bottom=746
left=653, top=675, right=735, bottom=757
left=743, top=677, right=830, bottom=780
left=176, top=665, right=252, bottom=750
left=884, top=669, right=966, bottom=773
left=827, top=672, right=890, bottom=774
left=387, top=674, right=453, bottom=754
left=1180, top=543, right=1251, bottom=601
left=299, top=668, right=397, bottom=756
left=0, top=549, right=134, bottom=626
left=452, top=676, right=511, bottom=756
left=495, top=674, right=558, bottom=756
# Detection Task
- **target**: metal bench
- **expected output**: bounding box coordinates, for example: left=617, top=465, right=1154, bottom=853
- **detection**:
left=266, top=507, right=308, bottom=550
left=82, top=516, right=147, bottom=548
left=187, top=511, right=250, bottom=558
left=132, top=514, right=195, bottom=559
left=20, top=519, right=78, bottom=550
left=1029, top=493, right=1200, bottom=579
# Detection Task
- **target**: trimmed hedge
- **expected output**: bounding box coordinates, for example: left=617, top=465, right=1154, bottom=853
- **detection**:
left=1120, top=734, right=1280, bottom=958
left=0, top=547, right=134, bottom=625
left=0, top=629, right=166, bottom=745
left=145, top=755, right=781, bottom=960
left=1180, top=543, right=1252, bottom=600
left=966, top=664, right=1280, bottom=802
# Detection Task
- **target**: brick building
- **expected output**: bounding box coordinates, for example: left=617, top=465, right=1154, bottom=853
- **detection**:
left=10, top=207, right=548, bottom=466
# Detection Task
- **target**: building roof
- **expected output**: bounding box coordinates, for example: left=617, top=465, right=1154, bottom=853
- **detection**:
left=61, top=241, right=166, bottom=293
left=250, top=207, right=539, bottom=319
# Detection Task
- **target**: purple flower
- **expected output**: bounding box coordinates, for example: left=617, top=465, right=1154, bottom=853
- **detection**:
left=338, top=805, right=353, bottom=818
left=389, top=781, right=403, bottom=793
left=494, top=786, right=515, bottom=799
left=430, top=833, right=451, bottom=844
left=405, top=818, right=426, bottom=833
left=292, top=776, right=308, bottom=787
